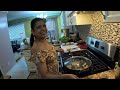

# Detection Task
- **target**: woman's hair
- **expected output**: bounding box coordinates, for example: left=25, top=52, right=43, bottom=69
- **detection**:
left=30, top=18, right=45, bottom=47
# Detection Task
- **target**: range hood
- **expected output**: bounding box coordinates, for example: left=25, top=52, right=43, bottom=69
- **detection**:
left=68, top=11, right=94, bottom=25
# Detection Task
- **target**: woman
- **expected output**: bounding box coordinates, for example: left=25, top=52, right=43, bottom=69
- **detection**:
left=29, top=18, right=78, bottom=79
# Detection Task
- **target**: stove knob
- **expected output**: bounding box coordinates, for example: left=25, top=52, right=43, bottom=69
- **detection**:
left=101, top=46, right=104, bottom=50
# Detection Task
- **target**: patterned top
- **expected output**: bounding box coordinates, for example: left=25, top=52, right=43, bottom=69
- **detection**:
left=29, top=44, right=59, bottom=79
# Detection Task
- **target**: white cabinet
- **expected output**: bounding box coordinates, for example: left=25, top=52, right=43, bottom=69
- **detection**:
left=68, top=13, right=92, bottom=25
left=60, top=11, right=64, bottom=29
left=60, top=11, right=67, bottom=29
left=65, top=11, right=75, bottom=26
left=103, top=11, right=120, bottom=22
left=65, top=11, right=73, bottom=17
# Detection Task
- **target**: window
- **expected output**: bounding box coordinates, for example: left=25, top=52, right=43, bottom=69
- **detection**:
left=46, top=19, right=58, bottom=41
left=8, top=23, right=26, bottom=42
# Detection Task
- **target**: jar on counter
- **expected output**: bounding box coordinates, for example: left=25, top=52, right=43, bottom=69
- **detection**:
left=114, top=61, right=120, bottom=79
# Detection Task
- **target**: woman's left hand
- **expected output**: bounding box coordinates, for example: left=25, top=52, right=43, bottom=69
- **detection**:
left=56, top=48, right=64, bottom=52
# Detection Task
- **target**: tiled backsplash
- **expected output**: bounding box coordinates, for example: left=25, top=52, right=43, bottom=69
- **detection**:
left=90, top=11, right=120, bottom=46
left=74, top=11, right=120, bottom=46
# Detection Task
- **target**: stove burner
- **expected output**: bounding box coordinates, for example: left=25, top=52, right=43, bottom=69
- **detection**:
left=61, top=50, right=111, bottom=77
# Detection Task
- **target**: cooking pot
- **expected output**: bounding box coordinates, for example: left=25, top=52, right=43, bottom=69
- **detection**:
left=63, top=56, right=92, bottom=74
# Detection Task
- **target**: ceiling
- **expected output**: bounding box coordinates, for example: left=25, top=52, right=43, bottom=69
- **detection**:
left=7, top=11, right=61, bottom=21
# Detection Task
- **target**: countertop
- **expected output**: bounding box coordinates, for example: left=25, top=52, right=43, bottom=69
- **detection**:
left=81, top=69, right=115, bottom=79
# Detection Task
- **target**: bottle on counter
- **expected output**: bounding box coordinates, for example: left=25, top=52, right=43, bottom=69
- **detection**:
left=114, top=61, right=120, bottom=79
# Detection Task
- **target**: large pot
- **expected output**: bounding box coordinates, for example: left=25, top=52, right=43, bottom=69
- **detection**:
left=63, top=56, right=92, bottom=75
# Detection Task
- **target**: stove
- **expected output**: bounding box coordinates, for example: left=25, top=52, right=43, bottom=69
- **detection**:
left=60, top=37, right=119, bottom=78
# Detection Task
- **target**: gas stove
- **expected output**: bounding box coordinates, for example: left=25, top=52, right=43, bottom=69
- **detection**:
left=60, top=37, right=119, bottom=78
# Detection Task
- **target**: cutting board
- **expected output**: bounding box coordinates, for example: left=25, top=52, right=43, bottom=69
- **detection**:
left=61, top=44, right=81, bottom=53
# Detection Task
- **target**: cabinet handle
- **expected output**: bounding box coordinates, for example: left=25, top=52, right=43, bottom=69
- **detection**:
left=101, top=46, right=104, bottom=50
left=70, top=19, right=72, bottom=24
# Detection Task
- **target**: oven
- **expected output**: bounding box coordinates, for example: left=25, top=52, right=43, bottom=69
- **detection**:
left=60, top=37, right=120, bottom=78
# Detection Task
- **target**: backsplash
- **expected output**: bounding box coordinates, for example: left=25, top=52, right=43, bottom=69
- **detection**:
left=90, top=11, right=120, bottom=46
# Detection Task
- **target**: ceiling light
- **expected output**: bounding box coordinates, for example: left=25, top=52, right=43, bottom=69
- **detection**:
left=44, top=15, right=47, bottom=18
left=36, top=14, right=47, bottom=18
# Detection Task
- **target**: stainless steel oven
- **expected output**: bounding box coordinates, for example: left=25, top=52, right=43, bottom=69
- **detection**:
left=60, top=37, right=120, bottom=78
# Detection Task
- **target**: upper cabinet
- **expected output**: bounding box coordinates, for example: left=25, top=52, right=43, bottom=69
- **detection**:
left=60, top=11, right=67, bottom=29
left=65, top=11, right=73, bottom=17
left=66, top=11, right=93, bottom=26
left=102, top=11, right=120, bottom=22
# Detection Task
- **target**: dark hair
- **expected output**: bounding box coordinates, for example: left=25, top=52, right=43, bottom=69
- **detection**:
left=30, top=18, right=46, bottom=47
left=30, top=33, right=34, bottom=47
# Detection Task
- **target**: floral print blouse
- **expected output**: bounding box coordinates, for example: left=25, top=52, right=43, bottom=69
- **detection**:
left=29, top=43, right=59, bottom=79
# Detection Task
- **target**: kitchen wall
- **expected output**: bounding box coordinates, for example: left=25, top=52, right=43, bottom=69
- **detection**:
left=74, top=11, right=120, bottom=46
left=57, top=16, right=61, bottom=39
left=24, top=19, right=31, bottom=38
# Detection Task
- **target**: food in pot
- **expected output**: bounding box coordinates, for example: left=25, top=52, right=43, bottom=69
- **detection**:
left=71, top=61, right=80, bottom=69
left=66, top=60, right=89, bottom=70
left=82, top=62, right=89, bottom=69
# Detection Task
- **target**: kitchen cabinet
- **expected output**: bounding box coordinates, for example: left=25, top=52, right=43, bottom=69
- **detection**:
left=64, top=11, right=74, bottom=26
left=65, top=11, right=73, bottom=17
left=102, top=11, right=120, bottom=22
left=60, top=11, right=67, bottom=29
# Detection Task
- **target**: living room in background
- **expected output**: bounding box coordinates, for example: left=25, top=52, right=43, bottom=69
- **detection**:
left=8, top=23, right=26, bottom=44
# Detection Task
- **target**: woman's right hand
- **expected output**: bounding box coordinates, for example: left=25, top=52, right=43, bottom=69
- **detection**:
left=62, top=74, right=79, bottom=79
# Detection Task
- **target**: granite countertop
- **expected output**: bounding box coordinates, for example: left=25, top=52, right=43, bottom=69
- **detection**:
left=81, top=69, right=115, bottom=79
left=81, top=63, right=120, bottom=79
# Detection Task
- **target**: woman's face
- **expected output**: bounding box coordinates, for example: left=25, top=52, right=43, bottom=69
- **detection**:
left=32, top=20, right=48, bottom=39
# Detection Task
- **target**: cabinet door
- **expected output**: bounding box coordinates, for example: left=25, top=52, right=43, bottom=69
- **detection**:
left=103, top=11, right=120, bottom=22
left=70, top=15, right=76, bottom=25
left=60, top=11, right=67, bottom=29
left=66, top=11, right=73, bottom=17
left=60, top=12, right=64, bottom=29
left=66, top=16, right=70, bottom=26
